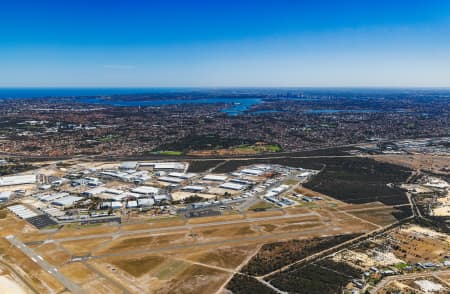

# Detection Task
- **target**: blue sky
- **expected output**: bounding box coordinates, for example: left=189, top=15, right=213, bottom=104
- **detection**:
left=1, top=0, right=450, bottom=87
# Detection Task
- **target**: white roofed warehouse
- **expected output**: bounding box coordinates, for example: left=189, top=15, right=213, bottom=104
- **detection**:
left=51, top=195, right=84, bottom=208
left=0, top=174, right=36, bottom=186
left=220, top=182, right=246, bottom=190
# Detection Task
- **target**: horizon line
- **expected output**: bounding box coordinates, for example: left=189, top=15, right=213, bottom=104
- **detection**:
left=1, top=85, right=450, bottom=90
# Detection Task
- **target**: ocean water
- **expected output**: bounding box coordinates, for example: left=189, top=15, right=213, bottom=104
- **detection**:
left=78, top=96, right=262, bottom=115
left=306, top=109, right=384, bottom=114
left=0, top=88, right=262, bottom=115
left=0, top=87, right=186, bottom=98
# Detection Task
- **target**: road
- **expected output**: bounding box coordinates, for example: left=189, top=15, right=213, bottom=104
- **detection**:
left=5, top=235, right=85, bottom=294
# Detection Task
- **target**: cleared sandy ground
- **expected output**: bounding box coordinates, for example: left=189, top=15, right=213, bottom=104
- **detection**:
left=0, top=275, right=30, bottom=294
left=370, top=154, right=450, bottom=174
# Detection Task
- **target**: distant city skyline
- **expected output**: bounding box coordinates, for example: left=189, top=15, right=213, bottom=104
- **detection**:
left=1, top=0, right=450, bottom=87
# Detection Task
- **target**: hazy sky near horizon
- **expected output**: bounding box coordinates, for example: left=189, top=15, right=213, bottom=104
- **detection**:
left=1, top=0, right=450, bottom=87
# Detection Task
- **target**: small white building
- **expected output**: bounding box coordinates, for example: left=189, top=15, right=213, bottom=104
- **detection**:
left=138, top=198, right=155, bottom=207
left=0, top=191, right=12, bottom=202
left=126, top=200, right=138, bottom=208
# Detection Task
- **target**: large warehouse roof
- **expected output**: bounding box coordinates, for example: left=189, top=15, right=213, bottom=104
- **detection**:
left=51, top=195, right=83, bottom=207
left=8, top=204, right=38, bottom=219
left=140, top=162, right=186, bottom=170
left=220, top=182, right=246, bottom=190
left=168, top=172, right=196, bottom=179
left=0, top=175, right=36, bottom=186
left=131, top=186, right=159, bottom=194
left=203, top=174, right=228, bottom=181
left=158, top=176, right=184, bottom=184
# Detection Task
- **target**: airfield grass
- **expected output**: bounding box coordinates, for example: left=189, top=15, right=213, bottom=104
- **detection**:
left=61, top=237, right=112, bottom=256
left=82, top=277, right=123, bottom=294
left=156, top=263, right=230, bottom=294
left=276, top=222, right=323, bottom=233
left=248, top=201, right=276, bottom=211
left=349, top=207, right=402, bottom=226
left=112, top=255, right=166, bottom=277
left=187, top=213, right=244, bottom=224
left=245, top=209, right=284, bottom=218
left=196, top=224, right=257, bottom=239
left=35, top=243, right=71, bottom=266
left=185, top=245, right=256, bottom=269
left=154, top=259, right=189, bottom=280
left=97, top=232, right=191, bottom=254
left=259, top=224, right=277, bottom=233
left=59, top=262, right=97, bottom=284
left=17, top=231, right=52, bottom=243
left=121, top=217, right=185, bottom=231
left=0, top=214, right=35, bottom=239
left=284, top=206, right=312, bottom=215
left=53, top=223, right=119, bottom=239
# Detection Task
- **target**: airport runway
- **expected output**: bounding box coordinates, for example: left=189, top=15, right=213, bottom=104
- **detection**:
left=6, top=235, right=85, bottom=294
left=53, top=211, right=320, bottom=243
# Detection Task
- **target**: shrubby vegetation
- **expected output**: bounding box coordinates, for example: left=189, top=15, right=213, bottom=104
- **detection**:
left=304, top=157, right=410, bottom=205
left=241, top=234, right=358, bottom=276
left=226, top=275, right=277, bottom=294
left=269, top=261, right=362, bottom=294
left=156, top=135, right=255, bottom=151
left=187, top=160, right=225, bottom=172
left=0, top=163, right=34, bottom=176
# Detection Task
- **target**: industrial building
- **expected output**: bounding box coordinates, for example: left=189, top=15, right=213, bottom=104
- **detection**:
left=140, top=162, right=186, bottom=171
left=203, top=174, right=228, bottom=182
left=182, top=185, right=205, bottom=192
left=168, top=172, right=197, bottom=179
left=51, top=195, right=84, bottom=208
left=119, top=161, right=139, bottom=170
left=131, top=186, right=160, bottom=195
left=0, top=174, right=36, bottom=186
left=8, top=204, right=38, bottom=219
left=0, top=191, right=12, bottom=202
left=220, top=182, right=246, bottom=190
left=158, top=176, right=184, bottom=184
